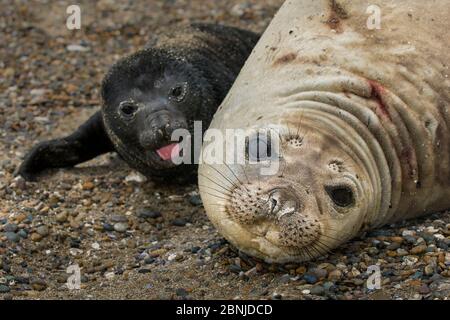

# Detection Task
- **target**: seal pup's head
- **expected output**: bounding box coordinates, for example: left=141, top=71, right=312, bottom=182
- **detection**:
left=102, top=48, right=216, bottom=179
left=199, top=114, right=380, bottom=263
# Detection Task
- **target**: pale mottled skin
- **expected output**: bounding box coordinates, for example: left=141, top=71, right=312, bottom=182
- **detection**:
left=199, top=0, right=450, bottom=263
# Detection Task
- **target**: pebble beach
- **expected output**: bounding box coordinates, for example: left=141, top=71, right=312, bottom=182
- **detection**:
left=1, top=0, right=449, bottom=300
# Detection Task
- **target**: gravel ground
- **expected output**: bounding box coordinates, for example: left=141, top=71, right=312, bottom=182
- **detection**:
left=1, top=0, right=449, bottom=300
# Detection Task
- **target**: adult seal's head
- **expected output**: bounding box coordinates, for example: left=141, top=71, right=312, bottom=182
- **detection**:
left=200, top=118, right=374, bottom=263
left=101, top=48, right=215, bottom=176
left=199, top=0, right=450, bottom=263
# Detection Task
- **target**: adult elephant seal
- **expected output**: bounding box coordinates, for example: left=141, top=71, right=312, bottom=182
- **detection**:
left=199, top=0, right=450, bottom=263
left=17, top=23, right=259, bottom=183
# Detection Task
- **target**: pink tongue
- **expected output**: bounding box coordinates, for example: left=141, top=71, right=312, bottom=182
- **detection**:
left=156, top=143, right=180, bottom=161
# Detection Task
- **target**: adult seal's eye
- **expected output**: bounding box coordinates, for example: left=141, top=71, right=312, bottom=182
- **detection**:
left=245, top=132, right=275, bottom=162
left=118, top=101, right=139, bottom=120
left=326, top=185, right=355, bottom=207
left=168, top=82, right=188, bottom=102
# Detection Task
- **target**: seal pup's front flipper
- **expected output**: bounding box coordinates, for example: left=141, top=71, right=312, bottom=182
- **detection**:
left=17, top=111, right=114, bottom=181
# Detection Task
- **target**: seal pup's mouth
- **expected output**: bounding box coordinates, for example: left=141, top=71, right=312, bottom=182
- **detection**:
left=155, top=143, right=181, bottom=162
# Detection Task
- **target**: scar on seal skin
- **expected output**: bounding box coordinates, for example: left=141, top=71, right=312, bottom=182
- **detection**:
left=325, top=0, right=349, bottom=33
left=17, top=23, right=260, bottom=183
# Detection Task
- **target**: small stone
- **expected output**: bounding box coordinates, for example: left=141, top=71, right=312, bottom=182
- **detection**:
left=229, top=264, right=242, bottom=274
left=189, top=195, right=203, bottom=206
left=253, top=263, right=263, bottom=273
left=272, top=292, right=282, bottom=300
left=404, top=235, right=418, bottom=244
left=190, top=246, right=201, bottom=254
left=149, top=249, right=167, bottom=257
left=172, top=218, right=187, bottom=227
left=5, top=232, right=20, bottom=243
left=31, top=279, right=47, bottom=291
left=69, top=248, right=83, bottom=256
left=167, top=254, right=177, bottom=262
left=137, top=208, right=162, bottom=219
left=144, top=257, right=156, bottom=265
left=55, top=212, right=68, bottom=223
left=296, top=266, right=307, bottom=275
left=104, top=272, right=115, bottom=280
left=17, top=229, right=28, bottom=239
left=424, top=265, right=435, bottom=276
left=176, top=288, right=189, bottom=297
left=82, top=181, right=95, bottom=190
left=328, top=269, right=342, bottom=281
left=391, top=236, right=404, bottom=243
left=0, top=285, right=10, bottom=293
left=323, top=282, right=335, bottom=292
left=67, top=44, right=90, bottom=52
left=91, top=242, right=100, bottom=250
left=402, top=230, right=416, bottom=237
left=310, top=285, right=325, bottom=296
left=387, top=250, right=397, bottom=257
left=30, top=88, right=47, bottom=97
left=125, top=171, right=147, bottom=183
left=426, top=226, right=439, bottom=234
left=279, top=274, right=291, bottom=284
left=15, top=213, right=27, bottom=223
left=386, top=242, right=401, bottom=250
left=350, top=267, right=361, bottom=277
left=138, top=268, right=151, bottom=274
left=403, top=256, right=419, bottom=266
left=3, top=223, right=18, bottom=233
left=309, top=267, right=328, bottom=280
left=303, top=274, right=318, bottom=284
left=36, top=225, right=49, bottom=237
left=30, top=233, right=43, bottom=242
left=2, top=264, right=11, bottom=273
left=396, top=248, right=408, bottom=256
left=113, top=222, right=128, bottom=233
left=418, top=284, right=431, bottom=295
left=110, top=215, right=129, bottom=223
left=230, top=3, right=248, bottom=17
left=411, top=244, right=427, bottom=255
left=103, top=223, right=114, bottom=232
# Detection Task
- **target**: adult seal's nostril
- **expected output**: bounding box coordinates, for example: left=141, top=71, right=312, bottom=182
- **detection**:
left=267, top=189, right=299, bottom=219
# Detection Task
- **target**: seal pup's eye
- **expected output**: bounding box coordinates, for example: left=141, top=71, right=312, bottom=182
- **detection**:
left=118, top=101, right=139, bottom=120
left=326, top=185, right=355, bottom=207
left=168, top=82, right=188, bottom=102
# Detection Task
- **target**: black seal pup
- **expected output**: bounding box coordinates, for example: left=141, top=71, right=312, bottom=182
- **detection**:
left=17, top=23, right=260, bottom=182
